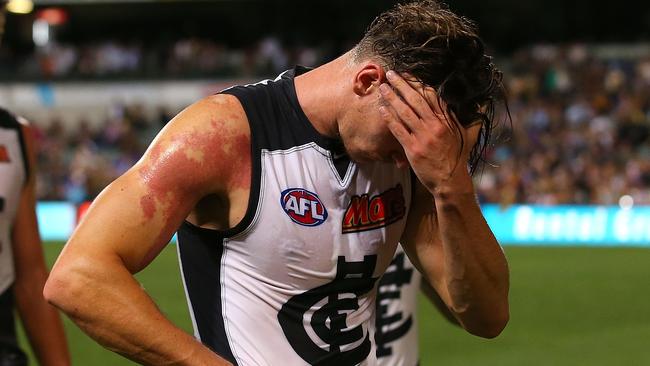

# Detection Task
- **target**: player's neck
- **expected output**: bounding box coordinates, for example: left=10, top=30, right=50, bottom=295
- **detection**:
left=294, top=52, right=352, bottom=140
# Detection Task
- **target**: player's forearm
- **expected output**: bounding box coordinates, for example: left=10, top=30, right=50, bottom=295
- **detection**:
left=431, top=177, right=510, bottom=338
left=14, top=269, right=70, bottom=366
left=44, top=256, right=230, bottom=366
left=419, top=279, right=459, bottom=326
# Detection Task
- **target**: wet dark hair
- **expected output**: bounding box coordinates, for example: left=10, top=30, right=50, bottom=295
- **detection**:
left=354, top=0, right=509, bottom=174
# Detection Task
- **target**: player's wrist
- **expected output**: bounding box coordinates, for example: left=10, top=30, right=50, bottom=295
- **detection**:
left=430, top=170, right=475, bottom=201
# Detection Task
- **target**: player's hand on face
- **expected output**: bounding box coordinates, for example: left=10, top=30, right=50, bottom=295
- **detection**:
left=378, top=70, right=480, bottom=192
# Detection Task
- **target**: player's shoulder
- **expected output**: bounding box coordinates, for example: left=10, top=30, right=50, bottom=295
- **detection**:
left=167, top=94, right=249, bottom=137
left=137, top=94, right=251, bottom=194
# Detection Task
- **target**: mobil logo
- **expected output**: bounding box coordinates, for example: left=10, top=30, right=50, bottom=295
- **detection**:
left=280, top=188, right=328, bottom=227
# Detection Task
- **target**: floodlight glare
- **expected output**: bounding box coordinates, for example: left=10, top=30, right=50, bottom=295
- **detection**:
left=6, top=0, right=34, bottom=14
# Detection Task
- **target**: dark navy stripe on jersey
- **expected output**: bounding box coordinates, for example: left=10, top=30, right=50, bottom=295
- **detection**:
left=222, top=67, right=343, bottom=153
left=0, top=108, right=30, bottom=186
left=222, top=67, right=351, bottom=180
left=177, top=222, right=237, bottom=365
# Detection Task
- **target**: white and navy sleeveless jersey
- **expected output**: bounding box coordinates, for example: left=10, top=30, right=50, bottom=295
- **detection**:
left=0, top=108, right=29, bottom=296
left=375, top=245, right=421, bottom=366
left=176, top=67, right=412, bottom=366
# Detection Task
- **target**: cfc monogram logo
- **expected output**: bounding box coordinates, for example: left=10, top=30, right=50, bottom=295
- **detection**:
left=342, top=184, right=406, bottom=234
left=277, top=255, right=378, bottom=365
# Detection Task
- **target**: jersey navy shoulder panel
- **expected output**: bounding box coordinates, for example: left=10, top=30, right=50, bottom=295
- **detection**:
left=221, top=67, right=344, bottom=153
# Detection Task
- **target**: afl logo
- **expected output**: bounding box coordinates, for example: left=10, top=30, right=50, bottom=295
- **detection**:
left=281, top=188, right=328, bottom=227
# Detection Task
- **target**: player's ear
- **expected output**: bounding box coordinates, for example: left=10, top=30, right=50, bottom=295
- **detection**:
left=353, top=63, right=386, bottom=96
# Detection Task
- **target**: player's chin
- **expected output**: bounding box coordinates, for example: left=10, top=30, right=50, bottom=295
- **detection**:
left=346, top=143, right=401, bottom=164
left=355, top=152, right=404, bottom=167
left=348, top=149, right=386, bottom=164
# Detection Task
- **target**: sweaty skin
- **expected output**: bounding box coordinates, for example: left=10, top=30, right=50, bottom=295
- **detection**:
left=139, top=195, right=156, bottom=221
left=137, top=118, right=252, bottom=267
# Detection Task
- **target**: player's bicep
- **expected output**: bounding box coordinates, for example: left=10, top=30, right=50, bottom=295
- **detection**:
left=59, top=95, right=245, bottom=273
left=67, top=168, right=193, bottom=273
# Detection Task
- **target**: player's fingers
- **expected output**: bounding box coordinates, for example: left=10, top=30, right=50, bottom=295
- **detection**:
left=423, top=92, right=463, bottom=139
left=386, top=71, right=471, bottom=148
left=402, top=77, right=446, bottom=117
left=379, top=83, right=423, bottom=134
left=385, top=71, right=436, bottom=121
left=393, top=72, right=461, bottom=138
left=379, top=105, right=415, bottom=147
left=403, top=77, right=464, bottom=140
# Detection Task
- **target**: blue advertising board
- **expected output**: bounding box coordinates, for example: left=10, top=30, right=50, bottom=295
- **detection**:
left=36, top=201, right=77, bottom=242
left=483, top=204, right=650, bottom=246
left=35, top=202, right=650, bottom=247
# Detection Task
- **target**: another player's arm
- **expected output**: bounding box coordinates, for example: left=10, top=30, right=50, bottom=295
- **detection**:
left=12, top=122, right=71, bottom=366
left=381, top=71, right=509, bottom=338
left=44, top=95, right=247, bottom=365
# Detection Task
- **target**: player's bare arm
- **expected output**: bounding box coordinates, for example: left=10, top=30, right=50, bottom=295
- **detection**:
left=12, top=122, right=71, bottom=366
left=381, top=70, right=509, bottom=338
left=44, top=94, right=250, bottom=365
left=420, top=279, right=459, bottom=326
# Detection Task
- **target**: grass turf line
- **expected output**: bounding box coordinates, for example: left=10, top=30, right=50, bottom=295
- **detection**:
left=16, top=244, right=650, bottom=365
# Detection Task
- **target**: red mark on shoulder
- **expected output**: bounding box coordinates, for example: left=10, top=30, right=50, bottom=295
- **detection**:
left=140, top=195, right=156, bottom=220
left=137, top=118, right=251, bottom=232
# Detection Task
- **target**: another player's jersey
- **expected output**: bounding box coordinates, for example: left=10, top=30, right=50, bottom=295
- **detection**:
left=0, top=108, right=29, bottom=346
left=176, top=67, right=412, bottom=365
left=375, top=245, right=421, bottom=366
left=0, top=108, right=29, bottom=295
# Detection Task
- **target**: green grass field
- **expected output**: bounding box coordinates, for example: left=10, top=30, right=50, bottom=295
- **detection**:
left=18, top=244, right=650, bottom=365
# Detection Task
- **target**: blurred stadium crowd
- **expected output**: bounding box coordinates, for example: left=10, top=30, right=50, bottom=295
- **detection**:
left=479, top=44, right=650, bottom=206
left=0, top=36, right=329, bottom=80
left=7, top=41, right=650, bottom=206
